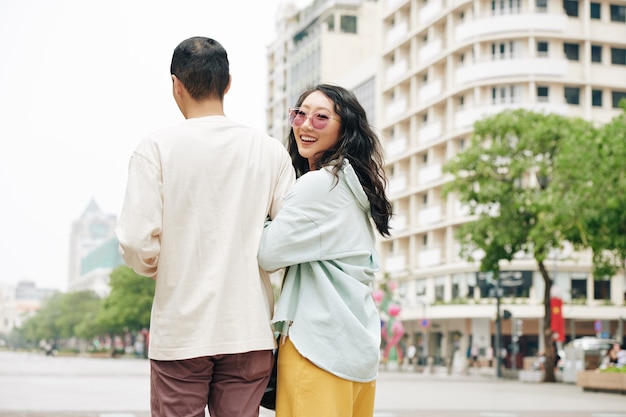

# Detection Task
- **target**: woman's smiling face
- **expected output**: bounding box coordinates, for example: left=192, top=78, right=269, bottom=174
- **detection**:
left=292, top=91, right=341, bottom=171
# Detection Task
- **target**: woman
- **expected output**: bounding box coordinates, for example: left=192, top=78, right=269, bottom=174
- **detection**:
left=258, top=84, right=392, bottom=417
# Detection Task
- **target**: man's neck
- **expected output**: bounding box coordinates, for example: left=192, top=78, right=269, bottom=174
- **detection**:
left=184, top=101, right=225, bottom=119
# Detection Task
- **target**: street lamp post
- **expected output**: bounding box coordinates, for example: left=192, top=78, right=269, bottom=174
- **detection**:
left=494, top=274, right=503, bottom=378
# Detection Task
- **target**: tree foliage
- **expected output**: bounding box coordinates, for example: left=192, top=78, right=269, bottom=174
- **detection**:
left=549, top=103, right=626, bottom=277
left=19, top=290, right=103, bottom=346
left=14, top=265, right=154, bottom=353
left=443, top=108, right=596, bottom=382
left=97, top=265, right=155, bottom=335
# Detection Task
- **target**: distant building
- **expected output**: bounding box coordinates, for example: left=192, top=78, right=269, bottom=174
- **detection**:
left=67, top=199, right=122, bottom=297
left=0, top=280, right=58, bottom=336
left=266, top=0, right=381, bottom=144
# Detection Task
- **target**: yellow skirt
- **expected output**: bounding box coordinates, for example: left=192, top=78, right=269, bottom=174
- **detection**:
left=276, top=337, right=376, bottom=417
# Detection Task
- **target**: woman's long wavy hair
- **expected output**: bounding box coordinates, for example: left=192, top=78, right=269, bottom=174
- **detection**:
left=287, top=84, right=392, bottom=237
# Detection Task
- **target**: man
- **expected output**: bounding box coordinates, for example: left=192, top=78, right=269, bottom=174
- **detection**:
left=115, top=36, right=295, bottom=417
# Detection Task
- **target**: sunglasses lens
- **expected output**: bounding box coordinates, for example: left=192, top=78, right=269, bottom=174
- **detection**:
left=289, top=110, right=304, bottom=127
left=288, top=109, right=331, bottom=129
left=311, top=115, right=330, bottom=129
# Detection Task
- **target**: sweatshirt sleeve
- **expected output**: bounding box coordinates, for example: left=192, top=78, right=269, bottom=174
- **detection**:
left=258, top=173, right=326, bottom=271
left=268, top=147, right=296, bottom=220
left=115, top=144, right=163, bottom=277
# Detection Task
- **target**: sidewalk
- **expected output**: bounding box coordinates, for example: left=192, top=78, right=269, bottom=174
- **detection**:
left=1, top=351, right=625, bottom=417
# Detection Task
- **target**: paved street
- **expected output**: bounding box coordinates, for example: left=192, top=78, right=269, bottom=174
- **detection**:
left=0, top=350, right=624, bottom=417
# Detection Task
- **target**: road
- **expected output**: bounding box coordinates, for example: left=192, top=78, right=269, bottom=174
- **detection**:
left=0, top=351, right=624, bottom=417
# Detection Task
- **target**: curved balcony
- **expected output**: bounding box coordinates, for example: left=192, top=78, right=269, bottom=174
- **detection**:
left=388, top=175, right=408, bottom=195
left=419, top=38, right=443, bottom=64
left=418, top=0, right=443, bottom=26
left=386, top=58, right=409, bottom=84
left=386, top=20, right=409, bottom=47
left=386, top=253, right=407, bottom=273
left=419, top=80, right=443, bottom=103
left=454, top=102, right=569, bottom=130
left=419, top=247, right=442, bottom=268
left=386, top=96, right=408, bottom=121
left=418, top=121, right=443, bottom=145
left=455, top=13, right=567, bottom=41
left=418, top=163, right=443, bottom=185
left=419, top=205, right=443, bottom=226
left=455, top=57, right=568, bottom=85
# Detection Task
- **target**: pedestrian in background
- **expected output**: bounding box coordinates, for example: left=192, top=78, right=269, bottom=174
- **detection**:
left=115, top=36, right=295, bottom=417
left=258, top=84, right=393, bottom=417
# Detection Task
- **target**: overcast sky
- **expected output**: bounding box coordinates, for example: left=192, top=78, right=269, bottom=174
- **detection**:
left=0, top=0, right=306, bottom=292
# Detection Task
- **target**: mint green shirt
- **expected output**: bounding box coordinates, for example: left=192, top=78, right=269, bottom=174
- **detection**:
left=258, top=160, right=381, bottom=382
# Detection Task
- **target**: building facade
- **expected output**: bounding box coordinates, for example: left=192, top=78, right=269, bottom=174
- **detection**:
left=67, top=199, right=122, bottom=297
left=378, top=0, right=626, bottom=366
left=0, top=281, right=58, bottom=340
left=269, top=0, right=626, bottom=369
left=267, top=0, right=382, bottom=144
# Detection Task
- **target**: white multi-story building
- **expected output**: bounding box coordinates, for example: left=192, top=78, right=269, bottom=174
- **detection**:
left=268, top=0, right=626, bottom=369
left=379, top=0, right=626, bottom=366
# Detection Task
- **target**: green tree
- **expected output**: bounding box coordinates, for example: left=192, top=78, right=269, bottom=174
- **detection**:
left=550, top=103, right=626, bottom=278
left=443, top=109, right=596, bottom=383
left=97, top=265, right=155, bottom=336
left=18, top=290, right=102, bottom=349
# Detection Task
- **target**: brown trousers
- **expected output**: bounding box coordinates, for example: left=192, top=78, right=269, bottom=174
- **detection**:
left=150, top=349, right=273, bottom=417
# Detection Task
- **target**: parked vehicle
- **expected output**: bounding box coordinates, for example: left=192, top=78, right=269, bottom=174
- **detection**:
left=563, top=337, right=618, bottom=370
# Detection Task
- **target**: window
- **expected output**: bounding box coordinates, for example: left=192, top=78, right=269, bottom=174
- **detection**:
left=590, top=2, right=601, bottom=18
left=563, top=0, right=579, bottom=16
left=565, top=87, right=580, bottom=105
left=435, top=284, right=445, bottom=302
left=564, top=43, right=580, bottom=60
left=492, top=0, right=521, bottom=15
left=611, top=48, right=626, bottom=65
left=537, top=86, right=549, bottom=102
left=353, top=77, right=376, bottom=120
left=537, top=41, right=549, bottom=57
left=592, top=89, right=603, bottom=107
left=492, top=41, right=520, bottom=60
left=594, top=279, right=611, bottom=300
left=325, top=15, right=335, bottom=32
left=610, top=4, right=626, bottom=22
left=591, top=45, right=602, bottom=63
left=612, top=91, right=626, bottom=108
left=452, top=281, right=460, bottom=299
left=492, top=85, right=520, bottom=104
left=571, top=278, right=587, bottom=299
left=536, top=0, right=547, bottom=11
left=340, top=15, right=357, bottom=33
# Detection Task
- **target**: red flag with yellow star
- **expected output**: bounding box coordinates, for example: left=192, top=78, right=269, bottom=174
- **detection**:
left=550, top=297, right=565, bottom=342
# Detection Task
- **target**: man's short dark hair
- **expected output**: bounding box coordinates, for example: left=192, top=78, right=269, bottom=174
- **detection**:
left=170, top=37, right=230, bottom=101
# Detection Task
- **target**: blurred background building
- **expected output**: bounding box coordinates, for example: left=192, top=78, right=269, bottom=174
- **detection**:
left=266, top=0, right=626, bottom=370
left=0, top=281, right=58, bottom=341
left=67, top=199, right=122, bottom=297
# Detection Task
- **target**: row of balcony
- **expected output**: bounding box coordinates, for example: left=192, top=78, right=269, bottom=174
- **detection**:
left=384, top=99, right=570, bottom=150
left=385, top=53, right=622, bottom=88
